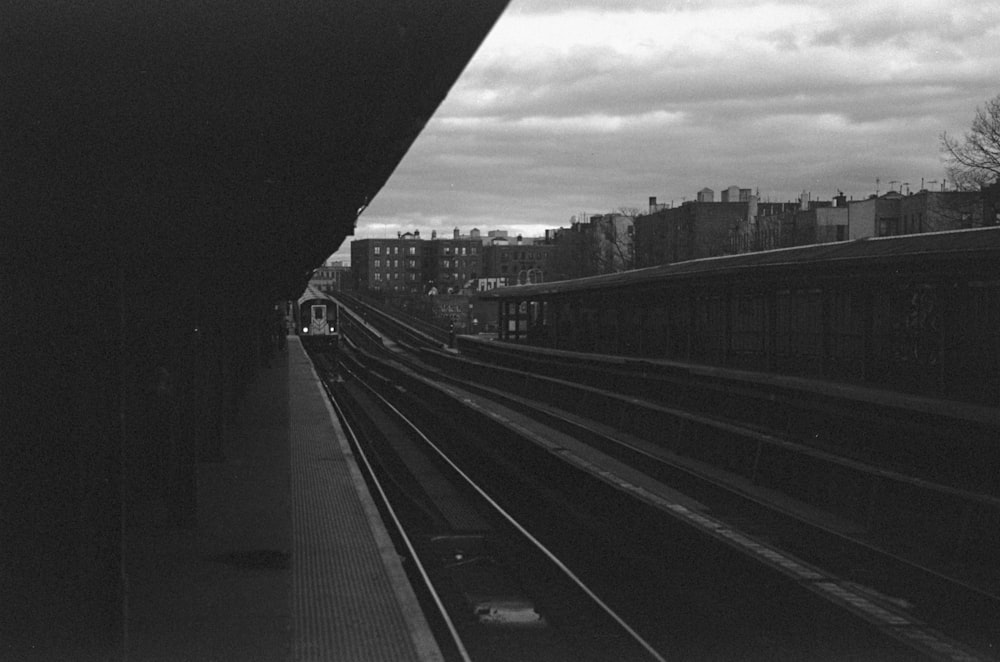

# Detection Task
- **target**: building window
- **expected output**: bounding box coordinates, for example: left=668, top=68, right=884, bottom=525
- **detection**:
left=374, top=259, right=381, bottom=267
left=374, top=246, right=381, bottom=255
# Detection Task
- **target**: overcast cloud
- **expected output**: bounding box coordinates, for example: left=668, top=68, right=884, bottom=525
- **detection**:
left=332, top=0, right=1000, bottom=262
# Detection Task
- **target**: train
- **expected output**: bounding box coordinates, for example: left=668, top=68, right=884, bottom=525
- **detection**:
left=295, top=285, right=340, bottom=345
left=478, top=228, right=1000, bottom=405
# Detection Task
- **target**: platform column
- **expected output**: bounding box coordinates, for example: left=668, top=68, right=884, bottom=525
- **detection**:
left=513, top=300, right=522, bottom=342
left=498, top=300, right=507, bottom=341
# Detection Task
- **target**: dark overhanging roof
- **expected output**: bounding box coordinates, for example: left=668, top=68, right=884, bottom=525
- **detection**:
left=297, top=285, right=336, bottom=307
left=4, top=7, right=513, bottom=650
left=6, top=0, right=510, bottom=302
left=480, top=227, right=1000, bottom=300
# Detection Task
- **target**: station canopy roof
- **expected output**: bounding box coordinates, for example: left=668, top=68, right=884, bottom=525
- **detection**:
left=481, top=227, right=1000, bottom=300
left=8, top=0, right=510, bottom=303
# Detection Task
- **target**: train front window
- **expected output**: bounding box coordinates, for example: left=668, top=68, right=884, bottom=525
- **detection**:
left=312, top=306, right=325, bottom=321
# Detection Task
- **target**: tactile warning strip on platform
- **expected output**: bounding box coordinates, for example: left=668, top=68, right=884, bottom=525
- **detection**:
left=288, top=340, right=443, bottom=662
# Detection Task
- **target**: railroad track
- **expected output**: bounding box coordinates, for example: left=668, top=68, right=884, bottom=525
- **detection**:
left=421, top=341, right=1000, bottom=588
left=455, top=337, right=1000, bottom=497
left=307, top=336, right=996, bottom=661
left=308, top=345, right=665, bottom=662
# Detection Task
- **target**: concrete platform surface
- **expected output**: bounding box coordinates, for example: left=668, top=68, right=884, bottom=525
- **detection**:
left=126, top=337, right=441, bottom=662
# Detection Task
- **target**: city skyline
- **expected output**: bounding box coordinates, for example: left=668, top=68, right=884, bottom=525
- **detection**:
left=330, top=0, right=1000, bottom=263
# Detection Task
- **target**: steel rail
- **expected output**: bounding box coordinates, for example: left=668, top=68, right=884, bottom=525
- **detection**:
left=323, top=310, right=999, bottom=660
left=434, top=367, right=1000, bottom=604
left=316, top=369, right=474, bottom=662
left=368, top=348, right=997, bottom=662
left=337, top=359, right=669, bottom=662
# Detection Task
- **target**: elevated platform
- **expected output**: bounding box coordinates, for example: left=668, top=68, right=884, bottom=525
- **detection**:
left=124, top=336, right=440, bottom=662
left=5, top=4, right=509, bottom=651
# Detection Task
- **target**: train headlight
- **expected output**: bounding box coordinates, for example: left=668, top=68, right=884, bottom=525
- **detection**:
left=302, top=327, right=309, bottom=334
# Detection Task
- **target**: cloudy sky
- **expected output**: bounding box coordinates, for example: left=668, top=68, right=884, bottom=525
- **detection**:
left=330, top=0, right=1000, bottom=263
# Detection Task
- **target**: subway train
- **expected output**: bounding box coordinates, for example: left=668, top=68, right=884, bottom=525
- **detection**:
left=296, top=285, right=339, bottom=345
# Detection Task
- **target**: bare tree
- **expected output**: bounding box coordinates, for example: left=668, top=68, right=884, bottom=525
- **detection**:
left=548, top=212, right=638, bottom=279
left=941, top=94, right=1000, bottom=190
left=596, top=219, right=635, bottom=272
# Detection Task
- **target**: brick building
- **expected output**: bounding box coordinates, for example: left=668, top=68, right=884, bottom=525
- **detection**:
left=482, top=235, right=555, bottom=284
left=733, top=193, right=847, bottom=253
left=634, top=189, right=765, bottom=267
left=846, top=189, right=985, bottom=240
left=731, top=187, right=990, bottom=255
left=308, top=261, right=351, bottom=293
left=424, top=228, right=483, bottom=293
left=350, top=232, right=428, bottom=293
left=351, top=228, right=489, bottom=294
